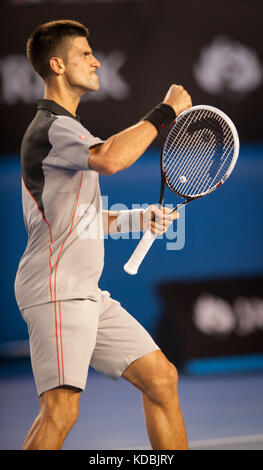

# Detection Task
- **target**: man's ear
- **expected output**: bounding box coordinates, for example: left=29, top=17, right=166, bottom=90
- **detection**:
left=49, top=57, right=65, bottom=75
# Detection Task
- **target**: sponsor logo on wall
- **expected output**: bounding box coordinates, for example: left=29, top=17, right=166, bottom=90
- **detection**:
left=193, top=293, right=263, bottom=337
left=0, top=51, right=130, bottom=104
left=194, top=35, right=263, bottom=101
left=155, top=277, right=263, bottom=369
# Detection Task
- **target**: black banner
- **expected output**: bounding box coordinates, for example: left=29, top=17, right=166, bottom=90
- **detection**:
left=0, top=0, right=262, bottom=153
left=155, top=276, right=263, bottom=370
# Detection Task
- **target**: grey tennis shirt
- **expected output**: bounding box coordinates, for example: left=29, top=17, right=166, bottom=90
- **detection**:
left=15, top=99, right=105, bottom=310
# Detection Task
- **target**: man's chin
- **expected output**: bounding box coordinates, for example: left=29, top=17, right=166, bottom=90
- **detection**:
left=85, top=82, right=100, bottom=93
left=88, top=75, right=100, bottom=91
left=90, top=85, right=100, bottom=92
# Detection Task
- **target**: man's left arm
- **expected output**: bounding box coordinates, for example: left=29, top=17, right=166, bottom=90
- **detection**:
left=102, top=206, right=179, bottom=235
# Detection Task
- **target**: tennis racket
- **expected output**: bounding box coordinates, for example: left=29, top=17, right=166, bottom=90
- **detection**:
left=123, top=104, right=239, bottom=275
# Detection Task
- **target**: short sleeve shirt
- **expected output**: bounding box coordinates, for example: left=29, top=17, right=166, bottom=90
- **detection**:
left=15, top=99, right=105, bottom=310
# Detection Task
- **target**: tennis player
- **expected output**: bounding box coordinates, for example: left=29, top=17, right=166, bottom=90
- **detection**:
left=15, top=20, right=192, bottom=450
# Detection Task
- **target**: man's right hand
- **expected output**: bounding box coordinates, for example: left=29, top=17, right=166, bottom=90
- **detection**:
left=163, top=84, right=192, bottom=116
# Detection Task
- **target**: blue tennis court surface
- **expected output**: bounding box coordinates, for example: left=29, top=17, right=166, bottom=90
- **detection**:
left=0, top=360, right=263, bottom=450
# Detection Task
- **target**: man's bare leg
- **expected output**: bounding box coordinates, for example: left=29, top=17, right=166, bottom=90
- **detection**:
left=122, top=350, right=188, bottom=450
left=22, top=387, right=81, bottom=450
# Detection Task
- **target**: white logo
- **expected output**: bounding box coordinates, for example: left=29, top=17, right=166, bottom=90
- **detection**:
left=193, top=293, right=263, bottom=337
left=0, top=51, right=130, bottom=104
left=74, top=197, right=186, bottom=250
left=194, top=36, right=263, bottom=100
left=193, top=293, right=235, bottom=336
left=0, top=55, right=44, bottom=104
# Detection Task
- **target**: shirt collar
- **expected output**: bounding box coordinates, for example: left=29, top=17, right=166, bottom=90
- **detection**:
left=37, top=99, right=83, bottom=123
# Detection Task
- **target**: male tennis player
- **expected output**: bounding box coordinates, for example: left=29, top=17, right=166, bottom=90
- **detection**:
left=15, top=20, right=192, bottom=450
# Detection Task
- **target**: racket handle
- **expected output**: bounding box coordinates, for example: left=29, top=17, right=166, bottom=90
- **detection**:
left=123, top=229, right=156, bottom=275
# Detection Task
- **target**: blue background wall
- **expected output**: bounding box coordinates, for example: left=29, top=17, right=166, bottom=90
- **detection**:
left=1, top=143, right=263, bottom=349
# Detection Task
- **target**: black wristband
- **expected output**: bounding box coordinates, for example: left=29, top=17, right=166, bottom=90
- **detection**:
left=142, top=103, right=176, bottom=134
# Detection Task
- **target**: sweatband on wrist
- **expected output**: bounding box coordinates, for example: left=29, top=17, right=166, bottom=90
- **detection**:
left=116, top=209, right=143, bottom=233
left=142, top=103, right=176, bottom=134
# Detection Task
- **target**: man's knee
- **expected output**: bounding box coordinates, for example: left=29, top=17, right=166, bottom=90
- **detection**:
left=40, top=386, right=80, bottom=435
left=146, top=360, right=179, bottom=405
left=123, top=350, right=179, bottom=405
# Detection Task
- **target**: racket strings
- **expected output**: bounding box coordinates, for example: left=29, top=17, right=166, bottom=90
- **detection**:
left=164, top=110, right=204, bottom=170
left=166, top=112, right=218, bottom=191
left=189, top=128, right=234, bottom=195
left=190, top=145, right=232, bottom=196
left=166, top=131, right=232, bottom=197
left=170, top=133, right=233, bottom=196
left=189, top=125, right=234, bottom=195
left=163, top=109, right=234, bottom=197
left=164, top=109, right=212, bottom=186
left=167, top=129, right=213, bottom=191
left=165, top=109, right=219, bottom=175
left=200, top=137, right=234, bottom=194
left=165, top=108, right=210, bottom=165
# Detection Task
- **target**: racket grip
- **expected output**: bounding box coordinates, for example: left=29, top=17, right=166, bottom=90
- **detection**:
left=123, top=229, right=156, bottom=275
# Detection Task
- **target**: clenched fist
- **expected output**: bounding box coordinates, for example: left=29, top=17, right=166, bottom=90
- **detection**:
left=163, top=84, right=192, bottom=116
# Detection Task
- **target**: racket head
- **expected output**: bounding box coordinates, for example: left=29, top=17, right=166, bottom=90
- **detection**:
left=161, top=105, right=239, bottom=199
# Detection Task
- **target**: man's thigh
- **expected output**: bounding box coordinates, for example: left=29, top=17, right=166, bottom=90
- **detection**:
left=22, top=299, right=99, bottom=396
left=90, top=291, right=160, bottom=380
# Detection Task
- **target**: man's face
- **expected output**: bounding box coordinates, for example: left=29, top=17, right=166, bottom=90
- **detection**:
left=62, top=36, right=101, bottom=92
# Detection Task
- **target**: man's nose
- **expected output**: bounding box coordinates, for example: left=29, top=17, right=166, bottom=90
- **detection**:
left=92, top=55, right=101, bottom=69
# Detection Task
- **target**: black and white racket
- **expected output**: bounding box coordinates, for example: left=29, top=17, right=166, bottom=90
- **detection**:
left=123, top=105, right=239, bottom=275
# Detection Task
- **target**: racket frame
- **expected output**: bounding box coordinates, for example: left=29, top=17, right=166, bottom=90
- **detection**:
left=162, top=105, right=240, bottom=201
left=124, top=105, right=240, bottom=275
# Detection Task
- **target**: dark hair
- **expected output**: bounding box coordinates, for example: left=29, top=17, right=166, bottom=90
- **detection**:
left=26, top=19, right=89, bottom=79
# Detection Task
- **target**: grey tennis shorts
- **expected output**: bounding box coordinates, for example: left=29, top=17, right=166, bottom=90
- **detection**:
left=21, top=290, right=160, bottom=396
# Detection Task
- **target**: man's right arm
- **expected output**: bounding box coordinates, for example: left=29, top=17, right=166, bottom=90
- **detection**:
left=88, top=84, right=192, bottom=175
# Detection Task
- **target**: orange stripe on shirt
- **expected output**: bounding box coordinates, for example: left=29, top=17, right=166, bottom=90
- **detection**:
left=53, top=172, right=83, bottom=384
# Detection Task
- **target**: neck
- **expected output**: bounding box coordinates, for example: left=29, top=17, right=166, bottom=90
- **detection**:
left=44, top=81, right=82, bottom=117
